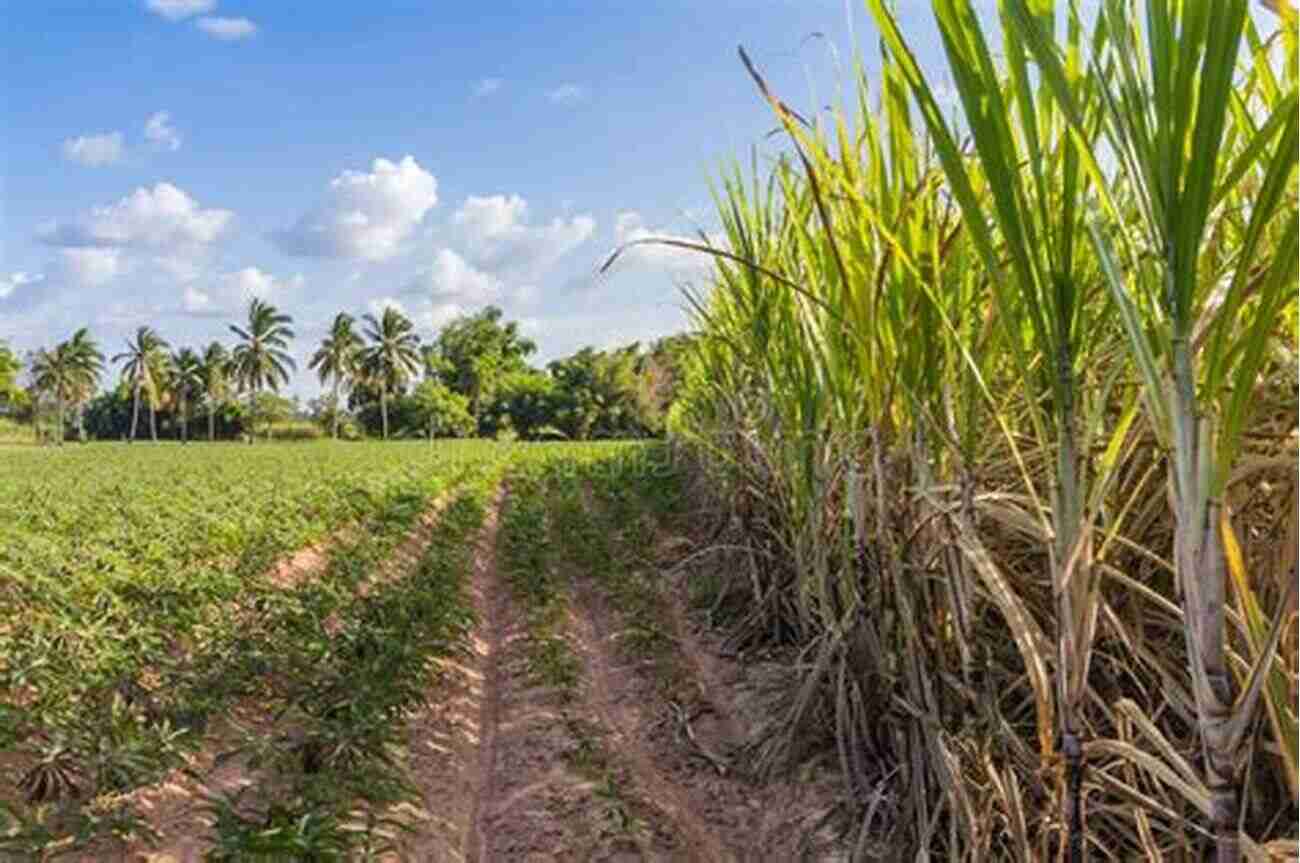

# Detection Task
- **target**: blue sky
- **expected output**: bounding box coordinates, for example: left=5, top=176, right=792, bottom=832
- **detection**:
left=1, top=0, right=961, bottom=396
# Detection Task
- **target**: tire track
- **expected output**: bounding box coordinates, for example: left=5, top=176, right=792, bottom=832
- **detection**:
left=464, top=489, right=507, bottom=863
left=569, top=579, right=739, bottom=863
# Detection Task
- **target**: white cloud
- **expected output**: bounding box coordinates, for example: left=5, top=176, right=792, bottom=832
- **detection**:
left=39, top=182, right=234, bottom=251
left=196, top=16, right=258, bottom=40
left=0, top=272, right=44, bottom=300
left=152, top=254, right=203, bottom=283
left=182, top=285, right=214, bottom=315
left=474, top=77, right=503, bottom=97
left=452, top=194, right=594, bottom=279
left=406, top=248, right=502, bottom=304
left=144, top=111, right=181, bottom=151
left=61, top=132, right=125, bottom=166
left=220, top=266, right=301, bottom=301
left=145, top=0, right=216, bottom=21
left=367, top=296, right=408, bottom=319
left=511, top=283, right=539, bottom=306
left=425, top=302, right=464, bottom=330
left=181, top=267, right=304, bottom=317
left=274, top=155, right=439, bottom=261
left=612, top=211, right=712, bottom=274
left=548, top=84, right=587, bottom=106
left=365, top=293, right=464, bottom=335
left=59, top=248, right=123, bottom=287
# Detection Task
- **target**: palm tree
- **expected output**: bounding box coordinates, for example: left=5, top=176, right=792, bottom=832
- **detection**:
left=309, top=312, right=362, bottom=440
left=28, top=329, right=104, bottom=446
left=361, top=306, right=422, bottom=441
left=200, top=341, right=231, bottom=442
left=229, top=298, right=295, bottom=444
left=170, top=348, right=203, bottom=444
left=113, top=326, right=170, bottom=443
left=65, top=328, right=105, bottom=443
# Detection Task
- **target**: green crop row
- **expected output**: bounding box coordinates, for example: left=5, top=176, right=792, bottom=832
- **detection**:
left=0, top=442, right=513, bottom=855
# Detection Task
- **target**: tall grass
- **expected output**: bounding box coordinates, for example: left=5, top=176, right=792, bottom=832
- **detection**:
left=639, top=1, right=1298, bottom=858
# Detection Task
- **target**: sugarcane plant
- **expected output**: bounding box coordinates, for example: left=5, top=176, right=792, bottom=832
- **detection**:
left=1021, top=1, right=1298, bottom=858
left=864, top=1, right=1154, bottom=857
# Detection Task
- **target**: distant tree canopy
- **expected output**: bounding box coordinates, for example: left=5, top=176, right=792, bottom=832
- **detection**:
left=18, top=303, right=693, bottom=442
left=0, top=341, right=21, bottom=406
left=426, top=306, right=537, bottom=426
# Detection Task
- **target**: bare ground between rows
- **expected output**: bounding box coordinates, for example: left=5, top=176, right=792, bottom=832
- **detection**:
left=385, top=485, right=625, bottom=862
left=391, top=485, right=849, bottom=862
left=58, top=487, right=463, bottom=863
left=381, top=486, right=505, bottom=863
left=566, top=562, right=848, bottom=863
left=396, top=485, right=679, bottom=862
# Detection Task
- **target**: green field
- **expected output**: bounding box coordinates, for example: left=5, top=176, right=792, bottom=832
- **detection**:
left=0, top=440, right=694, bottom=858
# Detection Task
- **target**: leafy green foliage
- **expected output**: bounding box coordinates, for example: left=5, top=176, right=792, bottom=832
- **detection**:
left=427, top=305, right=537, bottom=426
left=360, top=306, right=423, bottom=441
left=0, top=440, right=506, bottom=852
left=229, top=299, right=296, bottom=444
left=409, top=379, right=474, bottom=439
left=111, top=325, right=170, bottom=443
left=0, top=341, right=22, bottom=405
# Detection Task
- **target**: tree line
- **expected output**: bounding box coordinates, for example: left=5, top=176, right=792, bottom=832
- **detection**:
left=0, top=300, right=690, bottom=444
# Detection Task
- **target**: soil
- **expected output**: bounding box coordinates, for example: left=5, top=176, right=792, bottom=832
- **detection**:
left=390, top=489, right=850, bottom=862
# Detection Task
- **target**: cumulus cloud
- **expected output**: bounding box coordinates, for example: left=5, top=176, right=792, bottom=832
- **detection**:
left=405, top=248, right=502, bottom=304
left=221, top=266, right=302, bottom=300
left=145, top=0, right=216, bottom=21
left=144, top=111, right=181, bottom=151
left=547, top=84, right=587, bottom=106
left=362, top=293, right=465, bottom=336
left=452, top=194, right=594, bottom=279
left=611, top=211, right=712, bottom=274
left=274, top=155, right=439, bottom=261
left=59, top=248, right=124, bottom=287
left=181, top=267, right=304, bottom=317
left=425, top=302, right=465, bottom=330
left=196, top=16, right=258, bottom=40
left=181, top=285, right=216, bottom=315
left=38, top=182, right=233, bottom=252
left=366, top=296, right=408, bottom=318
left=152, top=254, right=203, bottom=283
left=61, top=132, right=125, bottom=166
left=474, top=78, right=503, bottom=97
left=0, top=272, right=44, bottom=300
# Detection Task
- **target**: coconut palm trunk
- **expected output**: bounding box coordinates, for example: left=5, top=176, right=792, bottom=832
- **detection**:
left=247, top=389, right=256, bottom=445
left=332, top=377, right=341, bottom=440
left=149, top=399, right=158, bottom=442
left=129, top=383, right=142, bottom=443
left=208, top=403, right=216, bottom=442
left=380, top=386, right=389, bottom=441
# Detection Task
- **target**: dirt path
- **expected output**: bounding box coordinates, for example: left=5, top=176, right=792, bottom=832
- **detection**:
left=465, top=492, right=505, bottom=863
left=568, top=580, right=738, bottom=862
left=385, top=488, right=506, bottom=862
left=400, top=488, right=636, bottom=861
left=389, top=484, right=851, bottom=863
